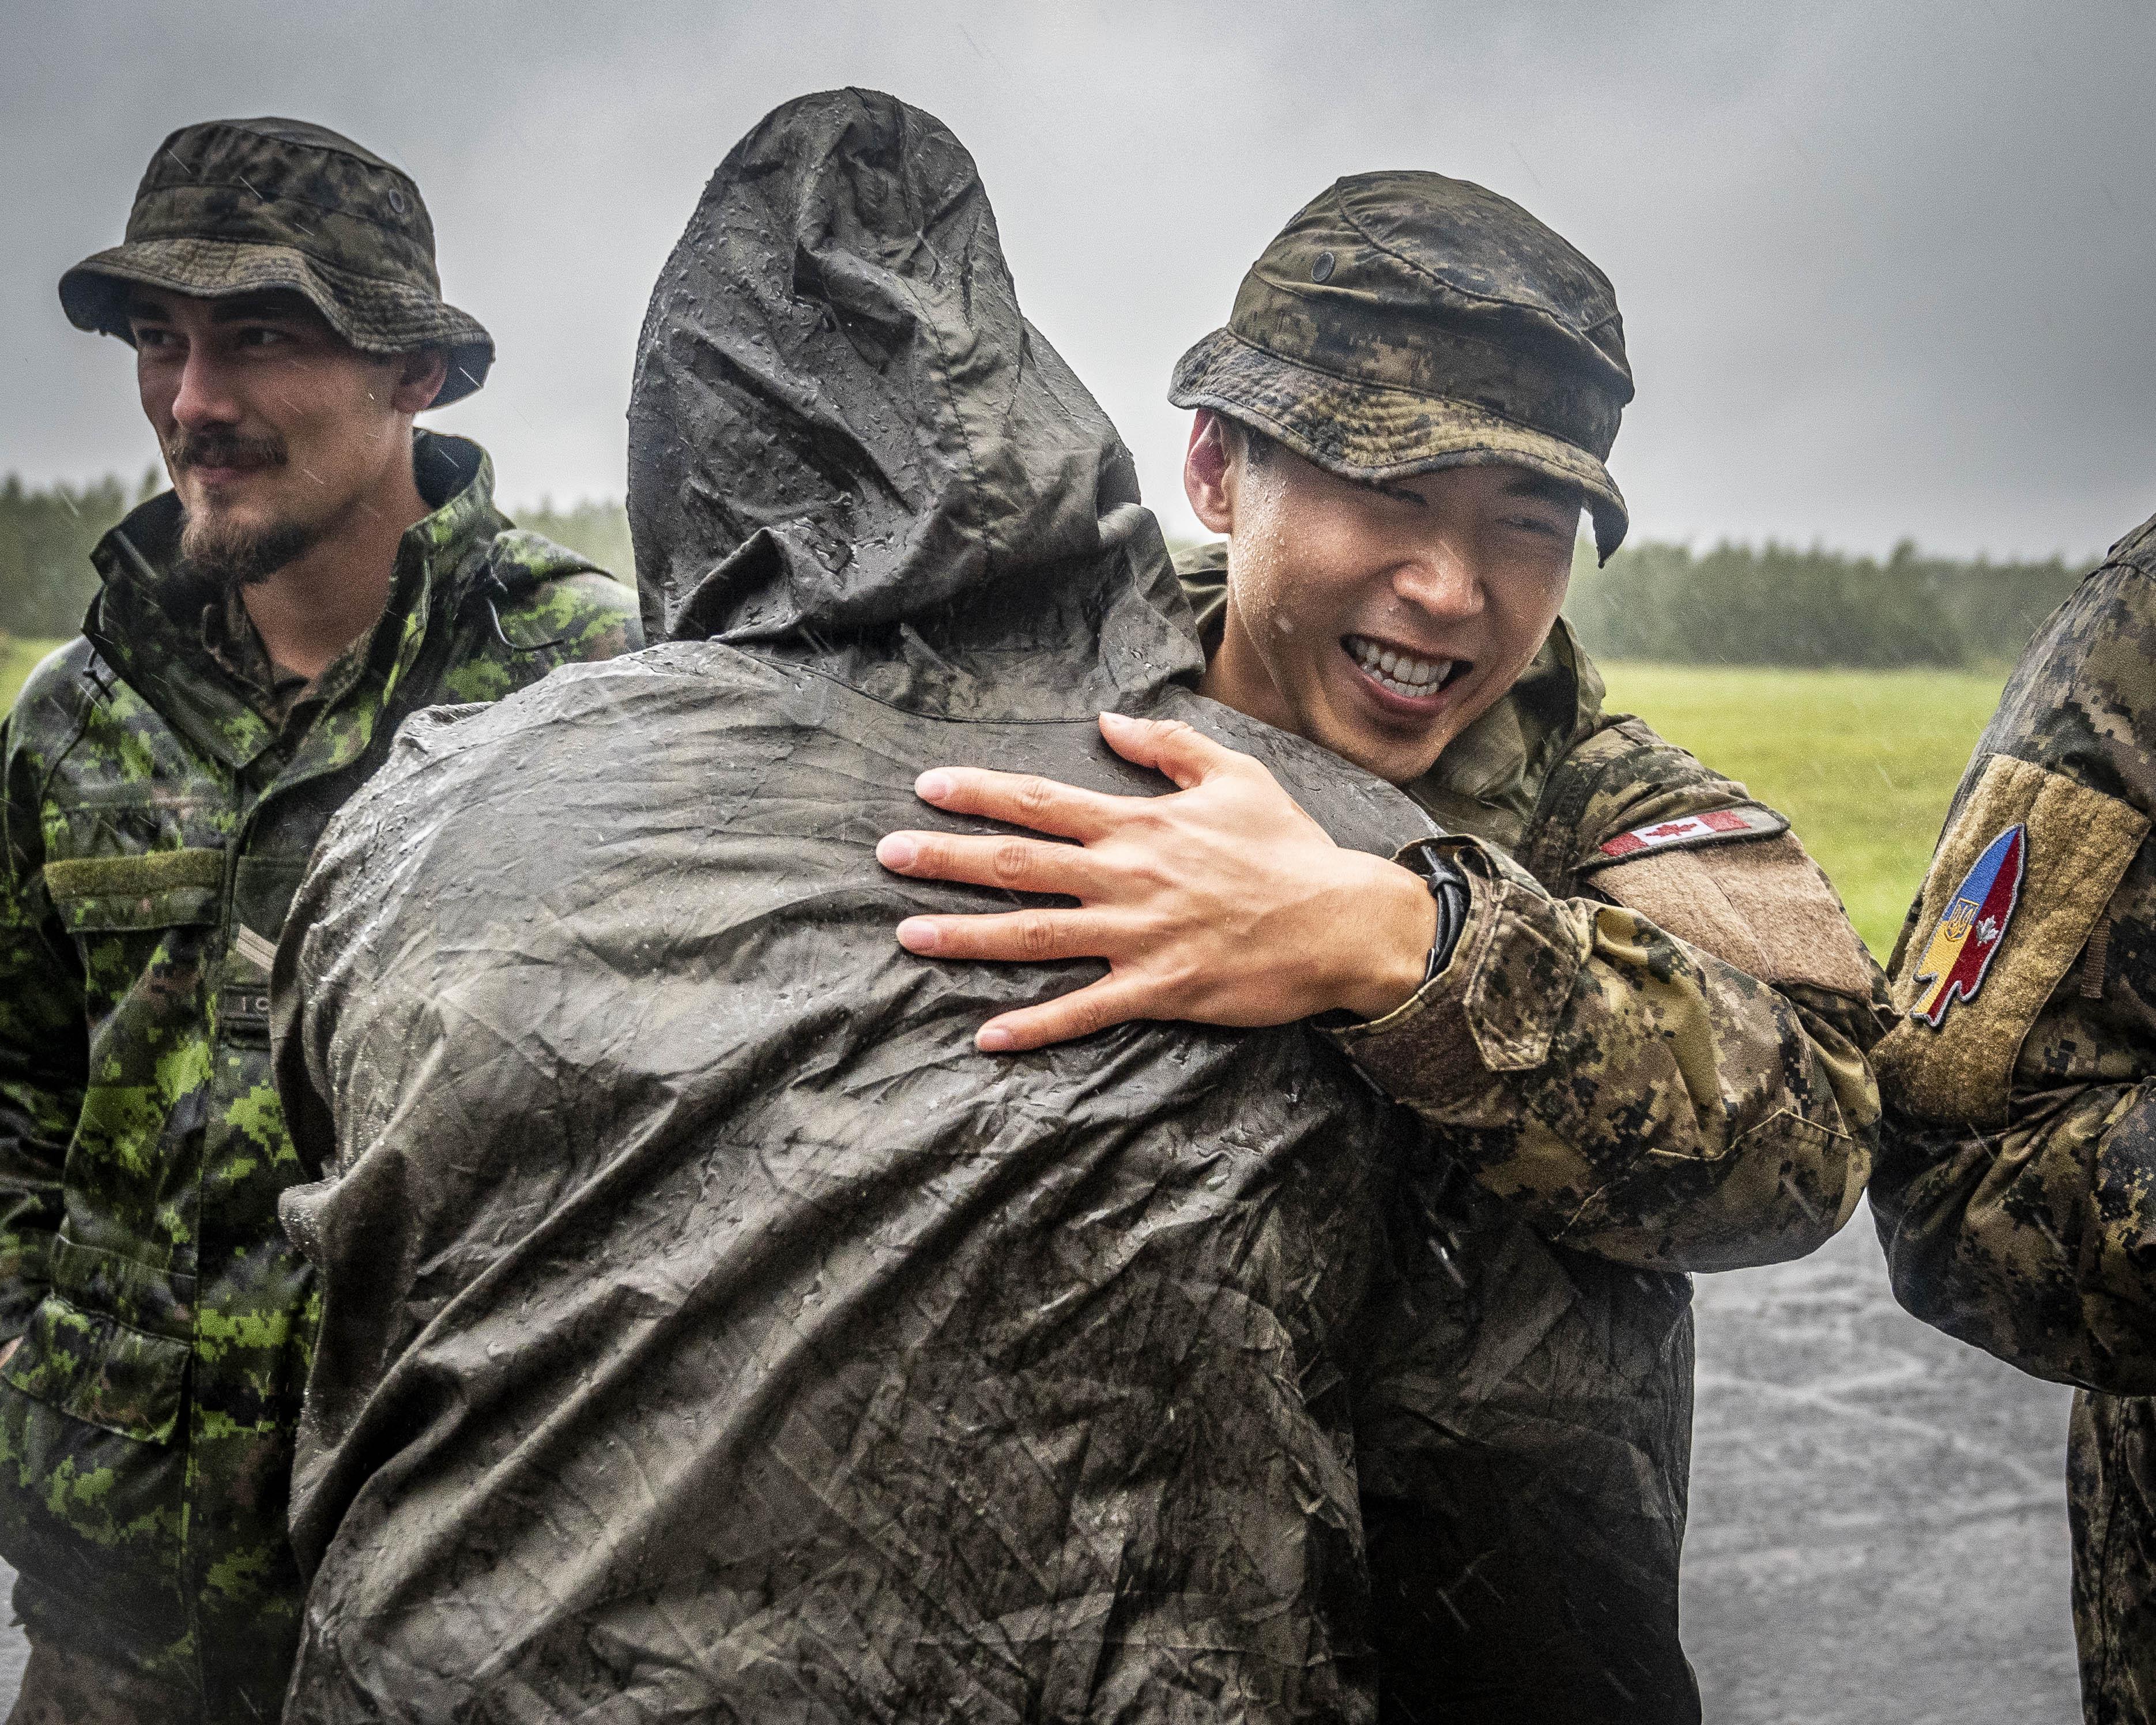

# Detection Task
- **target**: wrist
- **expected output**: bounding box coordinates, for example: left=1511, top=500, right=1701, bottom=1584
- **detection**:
left=1332, top=856, right=1440, bottom=1020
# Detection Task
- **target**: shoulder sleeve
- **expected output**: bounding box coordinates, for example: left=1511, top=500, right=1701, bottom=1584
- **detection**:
left=1328, top=709, right=1889, bottom=1271
left=1873, top=544, right=2156, bottom=1391
left=0, top=667, right=94, bottom=1337
left=1552, top=716, right=1882, bottom=1008
left=485, top=530, right=646, bottom=660
left=1593, top=836, right=1879, bottom=1001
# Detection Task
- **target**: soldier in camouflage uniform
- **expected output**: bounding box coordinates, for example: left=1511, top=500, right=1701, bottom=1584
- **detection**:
left=879, top=173, right=1890, bottom=1720
left=0, top=118, right=640, bottom=1722
left=1870, top=513, right=2156, bottom=1724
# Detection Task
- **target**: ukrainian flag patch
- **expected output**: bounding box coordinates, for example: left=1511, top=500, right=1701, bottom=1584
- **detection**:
left=1909, top=824, right=2025, bottom=1029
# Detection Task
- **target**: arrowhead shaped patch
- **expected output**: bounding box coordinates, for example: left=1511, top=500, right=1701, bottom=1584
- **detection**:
left=1909, top=824, right=2026, bottom=1029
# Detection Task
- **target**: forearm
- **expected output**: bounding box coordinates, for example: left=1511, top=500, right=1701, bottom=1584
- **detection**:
left=1334, top=846, right=1878, bottom=1271
left=0, top=996, right=81, bottom=1337
left=0, top=810, right=85, bottom=1335
left=1872, top=1083, right=2156, bottom=1395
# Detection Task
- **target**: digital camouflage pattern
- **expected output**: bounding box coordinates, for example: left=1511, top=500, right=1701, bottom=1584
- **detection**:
left=1182, top=547, right=1889, bottom=1720
left=1871, top=509, right=2156, bottom=1724
left=61, top=117, right=495, bottom=405
left=0, top=430, right=639, bottom=1721
left=1167, top=173, right=1634, bottom=559
left=1182, top=546, right=1886, bottom=1268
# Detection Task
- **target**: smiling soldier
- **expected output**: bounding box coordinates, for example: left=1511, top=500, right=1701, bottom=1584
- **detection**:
left=0, top=119, right=640, bottom=1722
left=878, top=174, right=1891, bottom=1720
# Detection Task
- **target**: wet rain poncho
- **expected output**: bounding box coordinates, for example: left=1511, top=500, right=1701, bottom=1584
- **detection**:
left=272, top=89, right=1438, bottom=1722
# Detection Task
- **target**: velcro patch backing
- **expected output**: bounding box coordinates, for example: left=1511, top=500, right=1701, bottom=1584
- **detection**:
left=1594, top=832, right=1878, bottom=1000
left=1876, top=754, right=2149, bottom=1127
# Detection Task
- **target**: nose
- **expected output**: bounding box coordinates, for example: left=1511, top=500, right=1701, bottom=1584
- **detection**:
left=168, top=345, right=242, bottom=432
left=1389, top=532, right=1484, bottom=624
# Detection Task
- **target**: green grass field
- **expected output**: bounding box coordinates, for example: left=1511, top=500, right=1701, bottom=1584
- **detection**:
left=0, top=641, right=57, bottom=718
left=1599, top=662, right=2007, bottom=957
left=0, top=638, right=1996, bottom=956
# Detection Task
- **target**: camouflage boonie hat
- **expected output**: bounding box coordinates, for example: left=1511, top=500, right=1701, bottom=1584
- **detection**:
left=1171, top=170, right=1634, bottom=560
left=60, top=117, right=493, bottom=406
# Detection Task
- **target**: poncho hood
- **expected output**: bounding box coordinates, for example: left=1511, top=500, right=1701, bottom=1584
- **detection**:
left=630, top=86, right=1201, bottom=716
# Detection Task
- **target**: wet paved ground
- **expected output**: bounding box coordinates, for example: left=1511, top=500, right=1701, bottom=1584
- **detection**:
left=0, top=1202, right=2080, bottom=1718
left=1685, top=1202, right=2080, bottom=1722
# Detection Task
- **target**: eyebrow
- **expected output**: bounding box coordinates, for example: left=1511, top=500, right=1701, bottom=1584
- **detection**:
left=1501, top=473, right=1586, bottom=509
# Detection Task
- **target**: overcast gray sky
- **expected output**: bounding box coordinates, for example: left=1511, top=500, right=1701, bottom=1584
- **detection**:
left=6, top=0, right=2152, bottom=558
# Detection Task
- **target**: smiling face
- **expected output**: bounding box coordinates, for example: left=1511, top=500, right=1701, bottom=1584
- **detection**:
left=1188, top=413, right=1580, bottom=787
left=126, top=286, right=446, bottom=585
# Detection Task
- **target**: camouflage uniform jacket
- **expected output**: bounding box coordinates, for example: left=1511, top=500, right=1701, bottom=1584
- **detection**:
left=1185, top=545, right=1887, bottom=1719
left=0, top=431, right=640, bottom=1721
left=1870, top=510, right=2156, bottom=1724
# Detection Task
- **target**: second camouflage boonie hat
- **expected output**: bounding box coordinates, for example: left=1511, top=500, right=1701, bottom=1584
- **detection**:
left=59, top=117, right=493, bottom=406
left=1171, top=170, right=1634, bottom=559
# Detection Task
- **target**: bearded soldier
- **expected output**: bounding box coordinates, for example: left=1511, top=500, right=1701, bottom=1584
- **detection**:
left=0, top=118, right=639, bottom=1721
left=877, top=172, right=1892, bottom=1720
left=1870, top=513, right=2156, bottom=1725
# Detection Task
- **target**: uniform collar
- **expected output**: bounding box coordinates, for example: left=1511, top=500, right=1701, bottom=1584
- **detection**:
left=85, top=431, right=503, bottom=774
left=1404, top=616, right=1607, bottom=850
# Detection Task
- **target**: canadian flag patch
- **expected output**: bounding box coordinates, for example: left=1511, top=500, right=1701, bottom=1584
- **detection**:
left=1596, top=805, right=1785, bottom=861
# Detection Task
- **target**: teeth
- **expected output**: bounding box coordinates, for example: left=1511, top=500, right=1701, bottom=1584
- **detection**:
left=1347, top=635, right=1453, bottom=698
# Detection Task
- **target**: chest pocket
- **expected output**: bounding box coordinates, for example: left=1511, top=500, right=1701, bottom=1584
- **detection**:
left=2, top=1294, right=190, bottom=1445
left=43, top=848, right=224, bottom=935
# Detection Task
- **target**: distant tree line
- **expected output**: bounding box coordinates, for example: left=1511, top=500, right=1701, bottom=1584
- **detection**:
left=0, top=473, right=2094, bottom=670
left=1564, top=537, right=2090, bottom=669
left=0, top=470, right=161, bottom=641
left=0, top=478, right=636, bottom=644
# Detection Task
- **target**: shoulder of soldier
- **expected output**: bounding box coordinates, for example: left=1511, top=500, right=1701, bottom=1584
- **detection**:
left=2103, top=508, right=2156, bottom=571
left=1879, top=513, right=2156, bottom=1123
left=1973, top=513, right=2156, bottom=799
left=474, top=528, right=644, bottom=656
left=1540, top=712, right=1778, bottom=864
left=1170, top=540, right=1230, bottom=583
left=1538, top=713, right=1882, bottom=1008
left=4, top=636, right=104, bottom=760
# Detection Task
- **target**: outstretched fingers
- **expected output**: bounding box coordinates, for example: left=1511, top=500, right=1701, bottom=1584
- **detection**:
left=895, top=906, right=1122, bottom=963
left=911, top=767, right=1125, bottom=841
left=1096, top=711, right=1254, bottom=790
left=876, top=828, right=1102, bottom=898
left=974, top=975, right=1156, bottom=1053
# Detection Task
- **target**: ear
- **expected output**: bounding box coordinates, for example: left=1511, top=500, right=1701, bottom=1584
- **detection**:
left=390, top=348, right=452, bottom=415
left=1182, top=410, right=1237, bottom=536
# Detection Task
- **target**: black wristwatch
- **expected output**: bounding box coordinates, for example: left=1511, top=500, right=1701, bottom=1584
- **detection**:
left=1400, top=839, right=1472, bottom=988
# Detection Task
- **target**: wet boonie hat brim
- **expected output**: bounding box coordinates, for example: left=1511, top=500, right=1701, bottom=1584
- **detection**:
left=61, top=247, right=494, bottom=406
left=61, top=237, right=494, bottom=408
left=1171, top=326, right=1629, bottom=561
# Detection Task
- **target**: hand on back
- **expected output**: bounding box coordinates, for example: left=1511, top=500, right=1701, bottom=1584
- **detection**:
left=877, top=712, right=1436, bottom=1051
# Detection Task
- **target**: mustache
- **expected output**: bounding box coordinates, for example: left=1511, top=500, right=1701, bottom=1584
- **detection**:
left=165, top=429, right=288, bottom=472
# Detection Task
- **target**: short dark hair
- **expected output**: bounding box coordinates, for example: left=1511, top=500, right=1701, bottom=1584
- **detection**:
left=1219, top=416, right=1276, bottom=468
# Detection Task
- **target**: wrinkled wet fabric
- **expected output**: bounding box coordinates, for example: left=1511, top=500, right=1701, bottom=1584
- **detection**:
left=274, top=91, right=1442, bottom=1723
left=1188, top=549, right=1886, bottom=1722
left=0, top=431, right=640, bottom=1721
left=1872, top=511, right=2156, bottom=1723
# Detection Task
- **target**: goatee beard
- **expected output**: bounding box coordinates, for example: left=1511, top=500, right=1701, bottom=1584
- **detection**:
left=167, top=427, right=312, bottom=590
left=176, top=511, right=318, bottom=591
